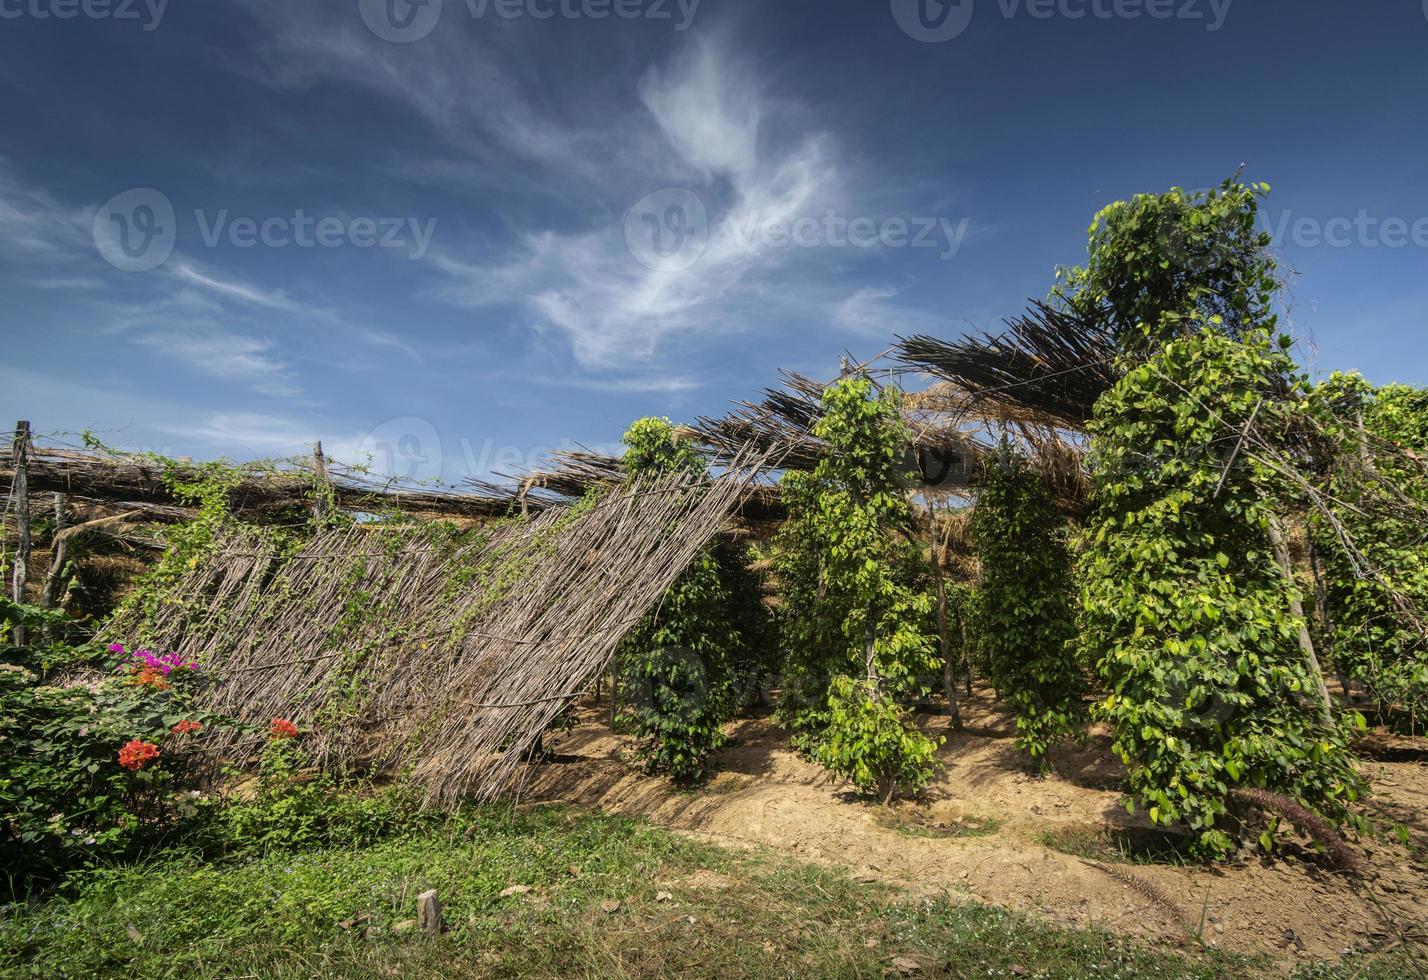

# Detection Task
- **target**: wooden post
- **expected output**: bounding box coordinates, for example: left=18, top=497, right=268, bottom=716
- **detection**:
left=1307, top=538, right=1352, bottom=700
left=40, top=493, right=66, bottom=642
left=1267, top=513, right=1334, bottom=724
left=927, top=499, right=962, bottom=729
left=416, top=889, right=442, bottom=936
left=312, top=442, right=331, bottom=521
left=11, top=421, right=31, bottom=646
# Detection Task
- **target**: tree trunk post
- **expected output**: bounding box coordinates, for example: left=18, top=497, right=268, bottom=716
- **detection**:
left=416, top=889, right=442, bottom=936
left=1267, top=513, right=1334, bottom=724
left=10, top=421, right=31, bottom=646
left=40, top=493, right=67, bottom=642
left=927, top=501, right=962, bottom=729
left=312, top=441, right=331, bottom=521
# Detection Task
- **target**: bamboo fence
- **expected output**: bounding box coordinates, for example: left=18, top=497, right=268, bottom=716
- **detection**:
left=104, top=447, right=775, bottom=805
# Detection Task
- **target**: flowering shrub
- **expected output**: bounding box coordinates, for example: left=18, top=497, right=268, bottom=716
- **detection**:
left=118, top=739, right=161, bottom=772
left=269, top=718, right=299, bottom=740
left=0, top=613, right=231, bottom=891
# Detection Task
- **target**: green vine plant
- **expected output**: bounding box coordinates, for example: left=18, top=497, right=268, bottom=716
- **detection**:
left=971, top=445, right=1086, bottom=765
left=1078, top=322, right=1367, bottom=860
left=614, top=417, right=748, bottom=786
left=1051, top=173, right=1281, bottom=353
left=773, top=376, right=942, bottom=801
left=1308, top=373, right=1428, bottom=732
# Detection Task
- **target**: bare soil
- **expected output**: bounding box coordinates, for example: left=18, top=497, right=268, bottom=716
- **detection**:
left=524, top=687, right=1428, bottom=970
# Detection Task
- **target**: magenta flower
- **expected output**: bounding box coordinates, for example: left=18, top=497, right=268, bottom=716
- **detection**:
left=118, top=647, right=199, bottom=676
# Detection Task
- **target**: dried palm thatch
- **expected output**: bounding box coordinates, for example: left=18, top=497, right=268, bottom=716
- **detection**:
left=696, top=371, right=829, bottom=471
left=896, top=302, right=1119, bottom=429
left=104, top=448, right=776, bottom=805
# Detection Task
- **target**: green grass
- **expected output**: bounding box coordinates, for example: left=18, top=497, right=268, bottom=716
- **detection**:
left=877, top=809, right=1002, bottom=840
left=1039, top=826, right=1199, bottom=866
left=0, top=804, right=1415, bottom=979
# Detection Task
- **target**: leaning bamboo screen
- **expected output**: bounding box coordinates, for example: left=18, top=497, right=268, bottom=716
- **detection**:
left=105, top=449, right=772, bottom=805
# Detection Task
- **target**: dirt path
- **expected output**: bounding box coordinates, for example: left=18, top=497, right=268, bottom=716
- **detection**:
left=523, top=690, right=1428, bottom=970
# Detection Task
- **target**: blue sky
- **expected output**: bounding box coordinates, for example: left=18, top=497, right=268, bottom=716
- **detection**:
left=2, top=0, right=1426, bottom=485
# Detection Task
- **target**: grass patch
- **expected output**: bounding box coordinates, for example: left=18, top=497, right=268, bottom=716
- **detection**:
left=0, top=803, right=1393, bottom=979
left=877, top=809, right=1002, bottom=840
left=1040, top=825, right=1199, bottom=866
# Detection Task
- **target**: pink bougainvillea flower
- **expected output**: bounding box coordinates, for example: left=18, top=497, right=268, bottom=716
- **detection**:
left=125, top=649, right=199, bottom=676
left=269, top=718, right=299, bottom=740
left=108, top=643, right=126, bottom=654
left=118, top=739, right=160, bottom=771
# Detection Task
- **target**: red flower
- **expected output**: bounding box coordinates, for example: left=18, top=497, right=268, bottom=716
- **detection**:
left=118, top=739, right=160, bottom=771
left=171, top=719, right=203, bottom=735
left=269, top=718, right=299, bottom=740
left=131, top=667, right=171, bottom=691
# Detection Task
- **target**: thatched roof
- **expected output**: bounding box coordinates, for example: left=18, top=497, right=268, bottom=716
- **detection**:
left=896, top=302, right=1119, bottom=429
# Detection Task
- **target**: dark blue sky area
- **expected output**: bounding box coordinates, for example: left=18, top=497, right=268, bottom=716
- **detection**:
left=1, top=0, right=1424, bottom=481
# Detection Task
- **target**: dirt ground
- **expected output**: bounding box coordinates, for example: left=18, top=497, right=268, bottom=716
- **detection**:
left=523, top=687, right=1428, bottom=971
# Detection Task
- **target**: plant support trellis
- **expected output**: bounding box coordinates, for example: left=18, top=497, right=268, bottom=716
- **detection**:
left=105, top=446, right=777, bottom=805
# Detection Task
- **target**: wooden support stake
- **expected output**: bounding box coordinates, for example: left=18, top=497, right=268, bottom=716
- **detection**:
left=1267, top=513, right=1334, bottom=724
left=416, top=889, right=442, bottom=936
left=927, top=500, right=962, bottom=730
left=312, top=442, right=331, bottom=520
left=10, top=421, right=30, bottom=646
left=40, top=493, right=66, bottom=642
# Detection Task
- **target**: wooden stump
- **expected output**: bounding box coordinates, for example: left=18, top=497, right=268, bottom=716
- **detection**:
left=416, top=889, right=442, bottom=936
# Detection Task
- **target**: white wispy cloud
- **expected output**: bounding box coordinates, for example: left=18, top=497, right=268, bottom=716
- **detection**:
left=833, top=286, right=947, bottom=337
left=429, top=36, right=843, bottom=370
left=132, top=330, right=302, bottom=398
